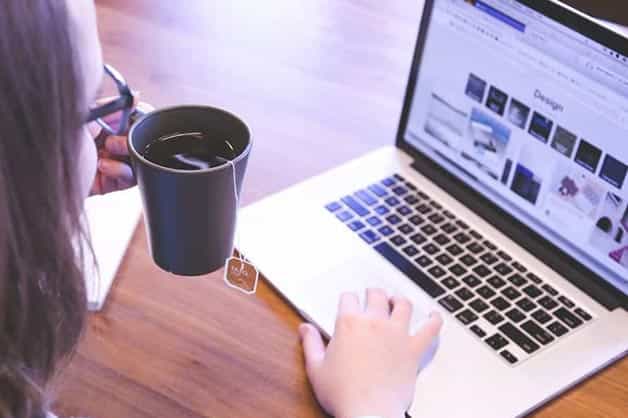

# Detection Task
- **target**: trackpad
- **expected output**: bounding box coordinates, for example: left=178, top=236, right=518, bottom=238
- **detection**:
left=296, top=259, right=439, bottom=370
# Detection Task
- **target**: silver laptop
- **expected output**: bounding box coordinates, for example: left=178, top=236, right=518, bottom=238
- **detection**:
left=239, top=0, right=628, bottom=416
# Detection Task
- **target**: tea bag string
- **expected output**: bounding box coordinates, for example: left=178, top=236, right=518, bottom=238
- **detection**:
left=223, top=140, right=245, bottom=271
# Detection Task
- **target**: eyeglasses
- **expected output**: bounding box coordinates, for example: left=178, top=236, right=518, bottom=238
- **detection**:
left=86, top=64, right=137, bottom=136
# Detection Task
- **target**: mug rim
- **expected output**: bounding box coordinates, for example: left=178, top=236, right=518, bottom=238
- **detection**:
left=128, top=105, right=252, bottom=175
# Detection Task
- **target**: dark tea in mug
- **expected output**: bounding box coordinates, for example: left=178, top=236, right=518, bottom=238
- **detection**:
left=142, top=132, right=236, bottom=170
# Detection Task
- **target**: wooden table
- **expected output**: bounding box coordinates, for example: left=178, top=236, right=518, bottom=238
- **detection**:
left=56, top=1, right=627, bottom=417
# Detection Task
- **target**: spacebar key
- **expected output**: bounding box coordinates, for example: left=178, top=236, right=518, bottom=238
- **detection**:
left=374, top=242, right=445, bottom=298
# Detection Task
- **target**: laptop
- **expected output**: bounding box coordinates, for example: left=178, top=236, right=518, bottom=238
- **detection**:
left=239, top=0, right=628, bottom=416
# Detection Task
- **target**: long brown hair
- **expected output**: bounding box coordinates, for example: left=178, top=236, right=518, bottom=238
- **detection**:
left=0, top=1, right=89, bottom=417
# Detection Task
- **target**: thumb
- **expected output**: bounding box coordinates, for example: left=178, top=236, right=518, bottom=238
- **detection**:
left=299, top=323, right=326, bottom=378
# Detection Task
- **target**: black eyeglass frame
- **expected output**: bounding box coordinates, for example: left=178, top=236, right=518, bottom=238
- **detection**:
left=86, top=64, right=136, bottom=135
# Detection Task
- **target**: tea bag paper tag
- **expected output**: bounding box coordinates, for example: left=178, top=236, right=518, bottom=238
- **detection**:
left=224, top=257, right=259, bottom=295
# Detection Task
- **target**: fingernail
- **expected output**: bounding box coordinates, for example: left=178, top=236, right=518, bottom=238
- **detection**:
left=298, top=324, right=308, bottom=340
left=98, top=160, right=109, bottom=171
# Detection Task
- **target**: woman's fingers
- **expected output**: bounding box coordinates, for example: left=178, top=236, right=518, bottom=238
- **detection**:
left=98, top=159, right=134, bottom=184
left=390, top=296, right=413, bottom=328
left=104, top=135, right=130, bottom=156
left=338, top=292, right=360, bottom=317
left=365, top=288, right=390, bottom=319
left=411, top=312, right=443, bottom=356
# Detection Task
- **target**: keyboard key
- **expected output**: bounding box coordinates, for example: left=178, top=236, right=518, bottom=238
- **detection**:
left=460, top=254, right=478, bottom=267
left=428, top=213, right=445, bottom=224
left=422, top=243, right=439, bottom=255
left=554, top=307, right=583, bottom=329
left=409, top=215, right=424, bottom=226
left=516, top=298, right=536, bottom=312
left=502, top=286, right=522, bottom=301
left=523, top=284, right=542, bottom=298
left=487, top=275, right=506, bottom=289
left=402, top=245, right=419, bottom=257
left=500, top=350, right=518, bottom=364
left=386, top=214, right=402, bottom=225
left=392, top=186, right=408, bottom=196
left=472, top=265, right=491, bottom=278
left=420, top=224, right=438, bottom=236
left=428, top=266, right=447, bottom=279
left=416, top=203, right=432, bottom=214
left=399, top=224, right=414, bottom=235
left=433, top=233, right=451, bottom=246
left=469, top=230, right=483, bottom=240
left=336, top=211, right=354, bottom=222
left=542, top=284, right=558, bottom=296
left=442, top=277, right=460, bottom=290
left=456, top=309, right=478, bottom=325
left=347, top=220, right=366, bottom=231
left=355, top=190, right=378, bottom=206
left=359, top=230, right=380, bottom=244
left=470, top=324, right=487, bottom=338
left=521, top=320, right=555, bottom=345
left=325, top=202, right=342, bottom=212
left=497, top=250, right=512, bottom=261
left=404, top=195, right=419, bottom=205
left=453, top=232, right=471, bottom=245
left=538, top=296, right=558, bottom=310
left=512, top=261, right=527, bottom=273
left=385, top=196, right=400, bottom=206
left=378, top=225, right=394, bottom=237
left=485, top=333, right=509, bottom=351
left=455, top=287, right=474, bottom=301
left=467, top=242, right=485, bottom=254
left=476, top=285, right=496, bottom=299
left=368, top=183, right=388, bottom=197
left=480, top=253, right=499, bottom=265
left=484, top=310, right=505, bottom=325
left=574, top=308, right=592, bottom=321
left=397, top=206, right=412, bottom=216
left=374, top=242, right=445, bottom=298
left=391, top=235, right=407, bottom=246
left=415, top=255, right=433, bottom=268
left=446, top=244, right=464, bottom=256
left=470, top=298, right=490, bottom=313
left=491, top=296, right=511, bottom=311
left=558, top=296, right=575, bottom=308
left=531, top=309, right=552, bottom=324
left=448, top=264, right=467, bottom=277
left=526, top=272, right=543, bottom=284
left=483, top=240, right=497, bottom=250
left=462, top=275, right=482, bottom=288
left=410, top=233, right=427, bottom=245
left=417, top=190, right=429, bottom=199
left=393, top=174, right=405, bottom=181
left=405, top=181, right=416, bottom=190
left=442, top=210, right=455, bottom=219
left=507, top=274, right=527, bottom=287
left=441, top=223, right=458, bottom=234
left=341, top=195, right=370, bottom=217
left=494, top=263, right=513, bottom=276
left=375, top=205, right=390, bottom=215
left=366, top=216, right=382, bottom=226
left=547, top=321, right=569, bottom=337
left=505, top=308, right=526, bottom=323
left=382, top=177, right=396, bottom=187
left=435, top=253, right=454, bottom=266
left=498, top=323, right=540, bottom=354
left=439, top=295, right=464, bottom=313
left=456, top=220, right=469, bottom=230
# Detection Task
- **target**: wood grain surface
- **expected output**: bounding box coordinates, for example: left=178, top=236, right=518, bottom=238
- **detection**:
left=55, top=1, right=627, bottom=417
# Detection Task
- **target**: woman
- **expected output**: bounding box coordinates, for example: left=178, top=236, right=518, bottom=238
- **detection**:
left=0, top=1, right=442, bottom=418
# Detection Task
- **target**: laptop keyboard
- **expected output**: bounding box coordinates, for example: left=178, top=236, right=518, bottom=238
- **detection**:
left=326, top=173, right=594, bottom=366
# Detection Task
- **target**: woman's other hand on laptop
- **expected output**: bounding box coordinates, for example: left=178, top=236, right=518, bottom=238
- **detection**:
left=299, top=289, right=442, bottom=418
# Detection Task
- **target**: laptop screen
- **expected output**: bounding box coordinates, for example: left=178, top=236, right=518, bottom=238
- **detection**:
left=403, top=0, right=628, bottom=294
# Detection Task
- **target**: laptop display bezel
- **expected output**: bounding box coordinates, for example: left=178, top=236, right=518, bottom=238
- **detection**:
left=395, top=0, right=628, bottom=309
